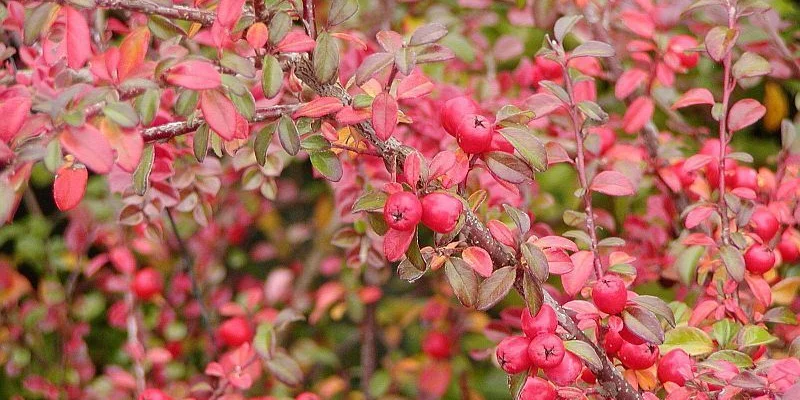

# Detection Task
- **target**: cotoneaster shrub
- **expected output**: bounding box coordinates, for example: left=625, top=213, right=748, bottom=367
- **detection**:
left=1, top=0, right=800, bottom=399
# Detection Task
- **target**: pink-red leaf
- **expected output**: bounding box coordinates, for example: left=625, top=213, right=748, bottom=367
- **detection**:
left=53, top=164, right=87, bottom=211
left=590, top=170, right=635, bottom=196
left=525, top=93, right=564, bottom=118
left=200, top=90, right=238, bottom=140
left=0, top=96, right=31, bottom=143
left=615, top=68, right=647, bottom=100
left=63, top=6, right=91, bottom=69
left=383, top=228, right=414, bottom=262
left=672, top=88, right=715, bottom=109
left=562, top=250, right=594, bottom=296
left=117, top=26, right=150, bottom=81
left=60, top=125, right=114, bottom=174
left=685, top=205, right=715, bottom=229
left=622, top=96, right=654, bottom=133
left=371, top=92, right=398, bottom=141
left=216, top=0, right=245, bottom=28
left=292, top=97, right=343, bottom=119
left=462, top=246, right=493, bottom=278
left=396, top=69, right=434, bottom=100
left=165, top=60, right=221, bottom=90
left=727, top=99, right=766, bottom=132
left=275, top=31, right=316, bottom=53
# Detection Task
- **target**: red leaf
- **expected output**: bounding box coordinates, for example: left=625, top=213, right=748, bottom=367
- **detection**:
left=615, top=68, right=647, bottom=100
left=383, top=228, right=414, bottom=262
left=200, top=90, right=238, bottom=140
left=63, top=6, right=90, bottom=69
left=525, top=93, right=564, bottom=118
left=397, top=69, right=434, bottom=100
left=672, top=88, right=715, bottom=109
left=53, top=164, right=87, bottom=211
left=165, top=60, right=221, bottom=90
left=245, top=22, right=268, bottom=49
left=403, top=152, right=421, bottom=189
left=275, top=31, right=316, bottom=53
left=590, top=170, right=635, bottom=196
left=60, top=125, right=114, bottom=174
left=727, top=99, right=766, bottom=132
left=621, top=10, right=654, bottom=38
left=334, top=106, right=370, bottom=125
left=462, top=246, right=493, bottom=278
left=109, top=246, right=136, bottom=275
left=371, top=92, right=398, bottom=141
left=545, top=248, right=574, bottom=275
left=488, top=220, right=516, bottom=247
left=745, top=274, right=771, bottom=307
left=419, top=361, right=451, bottom=398
left=216, top=0, right=245, bottom=28
left=562, top=250, right=594, bottom=296
left=682, top=154, right=714, bottom=172
left=292, top=97, right=343, bottom=119
left=533, top=236, right=579, bottom=252
left=0, top=96, right=31, bottom=143
left=684, top=205, right=715, bottom=229
left=117, top=26, right=150, bottom=81
left=622, top=96, right=654, bottom=133
left=101, top=120, right=143, bottom=172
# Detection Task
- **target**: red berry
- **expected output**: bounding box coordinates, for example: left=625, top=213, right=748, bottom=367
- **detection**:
left=618, top=341, right=659, bottom=370
left=496, top=335, right=532, bottom=374
left=581, top=368, right=597, bottom=384
left=528, top=333, right=565, bottom=369
left=519, top=376, right=556, bottom=400
left=455, top=114, right=493, bottom=154
left=603, top=329, right=624, bottom=356
left=658, top=349, right=692, bottom=386
left=543, top=351, right=582, bottom=386
left=422, top=331, right=452, bottom=359
left=750, top=208, right=779, bottom=242
left=521, top=304, right=557, bottom=338
left=420, top=193, right=463, bottom=234
left=383, top=191, right=422, bottom=231
left=132, top=268, right=163, bottom=300
left=733, top=166, right=758, bottom=191
left=138, top=389, right=172, bottom=400
left=744, top=244, right=775, bottom=275
left=441, top=96, right=478, bottom=136
left=778, top=231, right=800, bottom=263
left=668, top=35, right=699, bottom=69
left=592, top=275, right=627, bottom=315
left=218, top=317, right=253, bottom=347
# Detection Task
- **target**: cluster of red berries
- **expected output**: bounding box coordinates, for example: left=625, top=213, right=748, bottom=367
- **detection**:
left=441, top=96, right=494, bottom=154
left=495, top=305, right=584, bottom=399
left=383, top=190, right=463, bottom=234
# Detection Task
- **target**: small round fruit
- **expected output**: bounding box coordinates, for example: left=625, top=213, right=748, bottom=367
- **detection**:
left=420, top=193, right=463, bottom=234
left=603, top=329, right=624, bottom=356
left=521, top=304, right=557, bottom=338
left=455, top=114, right=493, bottom=154
left=383, top=191, right=422, bottom=231
left=750, top=208, right=779, bottom=242
left=619, top=325, right=646, bottom=345
left=618, top=341, right=659, bottom=370
left=422, top=331, right=452, bottom=359
left=543, top=351, right=582, bottom=386
left=592, top=275, right=627, bottom=315
left=441, top=96, right=478, bottom=136
left=519, top=376, right=556, bottom=400
left=658, top=349, right=692, bottom=386
left=132, top=268, right=163, bottom=300
left=734, top=166, right=758, bottom=191
left=138, top=389, right=172, bottom=400
left=496, top=335, right=532, bottom=374
left=744, top=244, right=775, bottom=275
left=528, top=333, right=565, bottom=369
left=778, top=231, right=800, bottom=263
left=218, top=317, right=253, bottom=347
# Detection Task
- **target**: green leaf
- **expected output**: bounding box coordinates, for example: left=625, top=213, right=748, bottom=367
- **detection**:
left=707, top=350, right=754, bottom=368
left=508, top=369, right=530, bottom=400
left=622, top=306, right=665, bottom=344
left=135, top=89, right=160, bottom=126
left=327, top=0, right=358, bottom=27
left=483, top=152, right=534, bottom=184
left=570, top=41, right=615, bottom=58
left=221, top=52, right=256, bottom=78
left=705, top=26, right=738, bottom=62
left=148, top=15, right=186, bottom=40
left=631, top=295, right=675, bottom=327
left=476, top=266, right=516, bottom=311
left=133, top=145, right=155, bottom=196
left=521, top=243, right=548, bottom=282
left=309, top=150, right=343, bottom=182
left=253, top=322, right=276, bottom=358
left=230, top=90, right=256, bottom=120
left=254, top=122, right=275, bottom=166
left=174, top=90, right=198, bottom=117
left=43, top=140, right=61, bottom=173
left=563, top=340, right=602, bottom=370
left=409, top=23, right=448, bottom=46
left=660, top=326, right=714, bottom=356
left=265, top=351, right=303, bottom=387
left=444, top=258, right=479, bottom=308
left=193, top=124, right=209, bottom=162
left=313, top=31, right=339, bottom=83
left=675, top=245, right=705, bottom=285
left=268, top=11, right=291, bottom=44
left=503, top=204, right=531, bottom=234
left=398, top=259, right=425, bottom=282
left=103, top=102, right=140, bottom=128
left=553, top=15, right=582, bottom=43
left=577, top=100, right=609, bottom=124
left=522, top=270, right=543, bottom=317
left=712, top=319, right=740, bottom=348
left=24, top=3, right=59, bottom=45
left=352, top=191, right=387, bottom=213
left=261, top=55, right=283, bottom=99
left=498, top=126, right=548, bottom=172
left=277, top=115, right=300, bottom=155
left=762, top=306, right=798, bottom=325
left=719, top=245, right=745, bottom=282
left=732, top=52, right=771, bottom=80
left=739, top=325, right=777, bottom=347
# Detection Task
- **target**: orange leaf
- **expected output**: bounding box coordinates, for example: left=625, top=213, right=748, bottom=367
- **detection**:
left=53, top=164, right=88, bottom=211
left=117, top=26, right=150, bottom=81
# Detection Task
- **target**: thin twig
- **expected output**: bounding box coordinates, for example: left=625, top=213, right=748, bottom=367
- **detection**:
left=717, top=7, right=737, bottom=246
left=142, top=105, right=299, bottom=142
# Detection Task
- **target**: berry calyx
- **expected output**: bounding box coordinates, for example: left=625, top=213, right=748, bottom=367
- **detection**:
left=496, top=335, right=532, bottom=374
left=383, top=191, right=422, bottom=231
left=592, top=275, right=627, bottom=315
left=420, top=193, right=463, bottom=234
left=218, top=317, right=253, bottom=347
left=543, top=351, right=582, bottom=386
left=658, top=349, right=693, bottom=386
left=441, top=96, right=479, bottom=136
left=527, top=333, right=565, bottom=369
left=744, top=244, right=775, bottom=275
left=422, top=331, right=452, bottom=359
left=519, top=376, right=556, bottom=400
left=521, top=304, right=557, bottom=338
left=455, top=114, right=493, bottom=154
left=132, top=267, right=163, bottom=301
left=617, top=341, right=659, bottom=370
left=750, top=208, right=779, bottom=242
